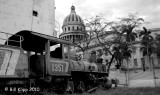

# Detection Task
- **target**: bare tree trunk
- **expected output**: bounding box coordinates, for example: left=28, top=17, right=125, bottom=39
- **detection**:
left=148, top=55, right=156, bottom=87
left=152, top=64, right=156, bottom=87
left=147, top=45, right=152, bottom=70
left=150, top=56, right=157, bottom=87
left=126, top=59, right=129, bottom=87
left=107, top=54, right=115, bottom=74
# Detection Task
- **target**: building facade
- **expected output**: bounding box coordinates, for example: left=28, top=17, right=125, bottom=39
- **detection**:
left=60, top=5, right=160, bottom=87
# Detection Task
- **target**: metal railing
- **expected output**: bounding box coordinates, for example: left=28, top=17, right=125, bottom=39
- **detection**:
left=0, top=31, right=24, bottom=48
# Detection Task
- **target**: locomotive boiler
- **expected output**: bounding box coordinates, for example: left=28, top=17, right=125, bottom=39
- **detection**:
left=0, top=30, right=117, bottom=94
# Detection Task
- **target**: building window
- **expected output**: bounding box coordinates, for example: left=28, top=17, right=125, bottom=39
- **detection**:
left=134, top=59, right=138, bottom=67
left=33, top=10, right=38, bottom=17
left=68, top=27, right=70, bottom=31
left=65, top=28, right=66, bottom=31
left=72, top=26, right=74, bottom=31
left=151, top=57, right=155, bottom=66
left=77, top=27, right=79, bottom=30
left=154, top=33, right=158, bottom=36
left=158, top=58, right=160, bottom=66
left=141, top=58, right=145, bottom=67
left=80, top=27, right=82, bottom=31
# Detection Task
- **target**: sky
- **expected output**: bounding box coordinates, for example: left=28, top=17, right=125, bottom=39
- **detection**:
left=55, top=0, right=160, bottom=33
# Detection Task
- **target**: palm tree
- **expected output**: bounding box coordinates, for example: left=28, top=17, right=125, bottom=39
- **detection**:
left=122, top=44, right=132, bottom=86
left=113, top=42, right=132, bottom=68
left=113, top=42, right=132, bottom=86
left=113, top=46, right=122, bottom=69
left=155, top=34, right=160, bottom=59
left=139, top=27, right=155, bottom=70
left=121, top=25, right=138, bottom=43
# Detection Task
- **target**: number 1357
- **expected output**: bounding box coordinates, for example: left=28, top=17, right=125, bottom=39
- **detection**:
left=52, top=64, right=64, bottom=72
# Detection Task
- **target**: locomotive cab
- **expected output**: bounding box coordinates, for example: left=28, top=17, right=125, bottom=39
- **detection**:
left=4, top=30, right=72, bottom=78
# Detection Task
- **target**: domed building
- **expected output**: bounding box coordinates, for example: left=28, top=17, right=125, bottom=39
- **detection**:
left=59, top=6, right=86, bottom=42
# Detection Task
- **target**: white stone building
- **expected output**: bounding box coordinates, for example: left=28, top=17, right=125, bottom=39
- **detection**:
left=0, top=0, right=55, bottom=39
left=59, top=5, right=160, bottom=87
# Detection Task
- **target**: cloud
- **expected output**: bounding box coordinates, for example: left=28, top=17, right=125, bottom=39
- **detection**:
left=55, top=0, right=160, bottom=30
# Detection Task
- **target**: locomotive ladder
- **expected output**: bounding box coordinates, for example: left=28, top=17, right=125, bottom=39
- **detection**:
left=0, top=31, right=24, bottom=48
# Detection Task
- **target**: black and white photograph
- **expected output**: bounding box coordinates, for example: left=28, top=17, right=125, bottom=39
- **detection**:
left=0, top=0, right=160, bottom=95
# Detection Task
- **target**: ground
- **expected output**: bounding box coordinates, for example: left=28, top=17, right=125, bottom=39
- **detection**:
left=1, top=87, right=159, bottom=95
left=40, top=87, right=160, bottom=95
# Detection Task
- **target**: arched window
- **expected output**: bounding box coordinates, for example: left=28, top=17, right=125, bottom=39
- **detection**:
left=77, top=27, right=79, bottom=30
left=65, top=28, right=66, bottom=31
left=68, top=27, right=70, bottom=31
left=72, top=26, right=74, bottom=30
left=80, top=27, right=82, bottom=31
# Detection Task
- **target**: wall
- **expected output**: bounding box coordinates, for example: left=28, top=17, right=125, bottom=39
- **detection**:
left=109, top=69, right=160, bottom=87
left=0, top=0, right=55, bottom=41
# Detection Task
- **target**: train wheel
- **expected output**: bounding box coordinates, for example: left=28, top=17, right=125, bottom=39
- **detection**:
left=66, top=81, right=74, bottom=94
left=102, top=80, right=112, bottom=89
left=78, top=81, right=85, bottom=93
left=29, top=79, right=36, bottom=87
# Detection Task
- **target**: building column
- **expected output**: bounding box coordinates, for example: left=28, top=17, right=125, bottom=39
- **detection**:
left=70, top=35, right=72, bottom=41
left=73, top=35, right=75, bottom=42
left=67, top=35, right=69, bottom=40
left=71, top=35, right=73, bottom=42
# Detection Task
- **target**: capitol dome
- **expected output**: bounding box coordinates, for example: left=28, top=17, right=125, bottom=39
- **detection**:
left=59, top=6, right=86, bottom=42
left=62, top=6, right=84, bottom=27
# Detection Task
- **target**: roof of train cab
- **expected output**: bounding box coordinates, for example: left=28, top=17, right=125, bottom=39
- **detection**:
left=5, top=30, right=72, bottom=52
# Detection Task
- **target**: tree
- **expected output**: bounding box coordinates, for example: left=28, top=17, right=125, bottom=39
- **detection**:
left=113, top=42, right=132, bottom=69
left=107, top=13, right=145, bottom=72
left=71, top=25, right=94, bottom=60
left=119, top=13, right=144, bottom=43
left=74, top=13, right=146, bottom=74
left=73, top=31, right=92, bottom=52
left=85, top=15, right=120, bottom=73
left=139, top=27, right=155, bottom=71
left=154, top=34, right=160, bottom=61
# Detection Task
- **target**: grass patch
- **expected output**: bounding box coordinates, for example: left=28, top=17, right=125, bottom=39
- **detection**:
left=40, top=87, right=160, bottom=95
left=72, top=87, right=160, bottom=95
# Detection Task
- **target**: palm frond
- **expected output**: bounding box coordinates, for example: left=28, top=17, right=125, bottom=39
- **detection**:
left=143, top=27, right=147, bottom=32
left=148, top=31, right=151, bottom=34
left=139, top=31, right=145, bottom=37
left=140, top=46, right=146, bottom=52
left=132, top=32, right=138, bottom=38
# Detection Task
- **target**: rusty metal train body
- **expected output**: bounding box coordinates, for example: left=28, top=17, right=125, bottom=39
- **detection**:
left=0, top=30, right=116, bottom=93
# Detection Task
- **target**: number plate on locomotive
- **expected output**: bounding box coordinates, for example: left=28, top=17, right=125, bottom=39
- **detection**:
left=50, top=60, right=69, bottom=74
left=52, top=63, right=65, bottom=72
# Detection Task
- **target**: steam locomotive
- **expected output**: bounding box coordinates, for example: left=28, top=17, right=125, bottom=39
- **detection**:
left=0, top=30, right=118, bottom=94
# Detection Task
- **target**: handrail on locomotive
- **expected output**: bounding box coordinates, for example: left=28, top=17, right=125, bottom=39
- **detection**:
left=0, top=31, right=24, bottom=48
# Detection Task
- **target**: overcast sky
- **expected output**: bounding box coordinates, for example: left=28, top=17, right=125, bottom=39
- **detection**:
left=55, top=0, right=160, bottom=32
